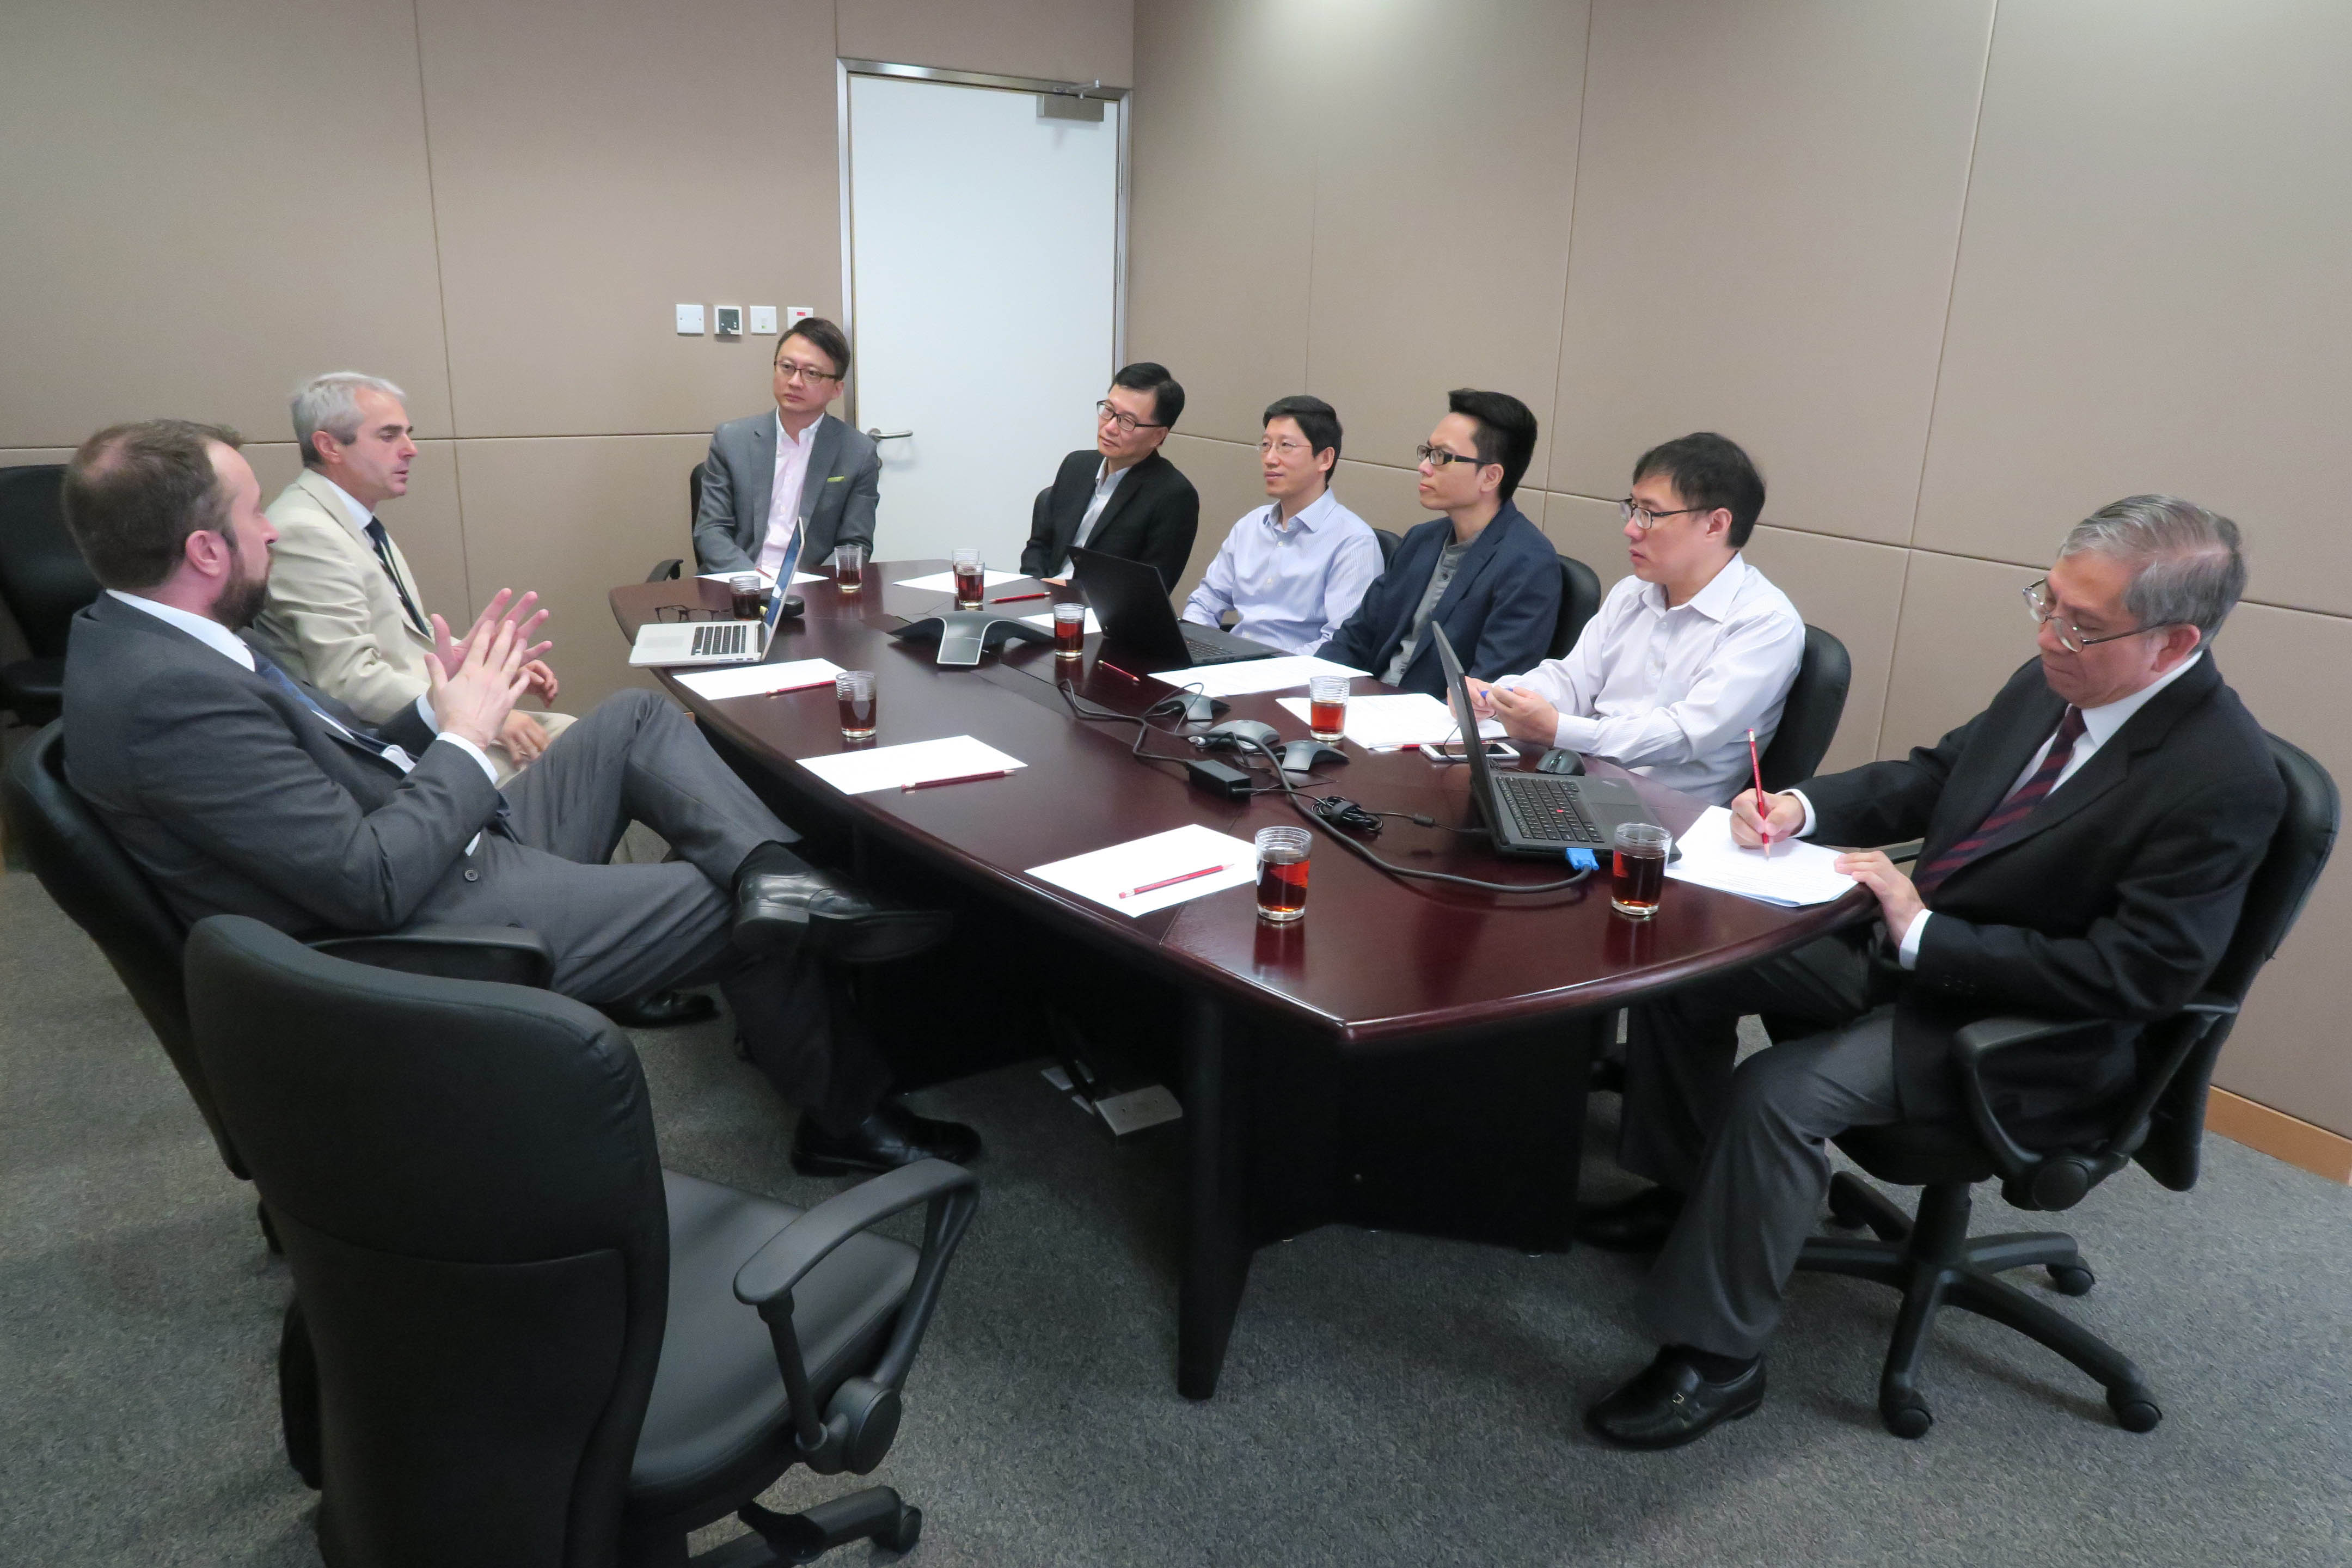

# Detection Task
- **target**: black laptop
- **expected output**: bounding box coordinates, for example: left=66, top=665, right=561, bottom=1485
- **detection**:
left=1069, top=547, right=1280, bottom=671
left=1430, top=623, right=1663, bottom=858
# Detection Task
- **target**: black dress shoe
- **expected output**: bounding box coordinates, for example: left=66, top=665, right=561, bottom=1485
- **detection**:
left=791, top=1101, right=983, bottom=1176
left=599, top=989, right=719, bottom=1028
left=733, top=869, right=952, bottom=964
left=1585, top=1349, right=1766, bottom=1450
left=1574, top=1186, right=1686, bottom=1253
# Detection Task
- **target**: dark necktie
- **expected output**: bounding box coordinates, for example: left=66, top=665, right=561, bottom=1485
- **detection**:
left=1914, top=706, right=2087, bottom=895
left=364, top=518, right=430, bottom=635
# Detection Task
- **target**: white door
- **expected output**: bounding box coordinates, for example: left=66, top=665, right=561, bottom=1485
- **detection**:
left=845, top=71, right=1122, bottom=571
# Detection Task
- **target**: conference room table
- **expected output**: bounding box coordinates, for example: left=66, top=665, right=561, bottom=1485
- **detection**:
left=613, top=560, right=1870, bottom=1398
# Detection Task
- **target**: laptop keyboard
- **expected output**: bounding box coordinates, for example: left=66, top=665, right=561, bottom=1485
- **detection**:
left=1497, top=775, right=1607, bottom=846
left=1181, top=634, right=1256, bottom=666
left=691, top=623, right=752, bottom=659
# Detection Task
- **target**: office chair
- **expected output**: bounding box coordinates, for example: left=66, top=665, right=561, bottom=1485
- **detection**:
left=1548, top=553, right=1603, bottom=660
left=185, top=915, right=977, bottom=1567
left=1755, top=624, right=1852, bottom=794
left=1373, top=527, right=1402, bottom=568
left=2, top=722, right=553, bottom=1190
left=642, top=462, right=709, bottom=584
left=0, top=464, right=102, bottom=729
left=1794, top=732, right=2337, bottom=1438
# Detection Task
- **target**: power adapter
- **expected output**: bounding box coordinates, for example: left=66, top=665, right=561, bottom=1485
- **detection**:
left=1184, top=758, right=1254, bottom=799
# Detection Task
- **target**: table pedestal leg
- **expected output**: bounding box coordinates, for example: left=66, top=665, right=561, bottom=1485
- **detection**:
left=1179, top=991, right=1250, bottom=1400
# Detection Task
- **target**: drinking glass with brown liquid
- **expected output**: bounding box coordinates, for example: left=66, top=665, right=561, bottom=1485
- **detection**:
left=831, top=543, right=867, bottom=594
left=1610, top=822, right=1671, bottom=919
left=1306, top=675, right=1350, bottom=744
left=952, top=548, right=984, bottom=609
left=727, top=574, right=766, bottom=621
left=1053, top=601, right=1087, bottom=660
left=1255, top=826, right=1311, bottom=922
left=834, top=670, right=877, bottom=741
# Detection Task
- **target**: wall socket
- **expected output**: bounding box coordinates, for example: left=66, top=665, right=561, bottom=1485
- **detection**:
left=713, top=304, right=743, bottom=338
left=749, top=305, right=778, bottom=334
left=674, top=303, right=705, bottom=335
left=786, top=305, right=815, bottom=326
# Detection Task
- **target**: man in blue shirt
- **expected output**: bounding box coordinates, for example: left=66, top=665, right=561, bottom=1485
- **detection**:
left=1181, top=396, right=1382, bottom=656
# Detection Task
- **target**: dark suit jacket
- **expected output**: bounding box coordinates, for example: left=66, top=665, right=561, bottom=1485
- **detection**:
left=1320, top=503, right=1560, bottom=694
left=62, top=594, right=503, bottom=936
left=1802, top=653, right=2284, bottom=1144
left=694, top=411, right=880, bottom=575
left=1020, top=448, right=1198, bottom=590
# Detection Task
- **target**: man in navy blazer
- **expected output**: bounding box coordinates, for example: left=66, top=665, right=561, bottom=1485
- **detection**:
left=1321, top=389, right=1559, bottom=693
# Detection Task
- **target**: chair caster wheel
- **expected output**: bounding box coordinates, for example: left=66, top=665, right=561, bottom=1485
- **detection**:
left=1881, top=1400, right=1933, bottom=1440
left=2109, top=1395, right=2161, bottom=1433
left=2048, top=1263, right=2094, bottom=1296
left=881, top=1504, right=923, bottom=1553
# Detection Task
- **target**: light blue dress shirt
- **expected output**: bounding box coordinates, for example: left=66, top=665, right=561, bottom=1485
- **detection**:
left=1180, top=489, right=1383, bottom=656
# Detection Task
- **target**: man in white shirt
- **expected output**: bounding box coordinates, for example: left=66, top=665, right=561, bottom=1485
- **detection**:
left=1466, top=433, right=1803, bottom=801
left=1181, top=396, right=1382, bottom=656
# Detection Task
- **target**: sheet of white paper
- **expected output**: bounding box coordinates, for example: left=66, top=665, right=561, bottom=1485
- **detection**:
left=796, top=735, right=1026, bottom=795
left=1153, top=655, right=1372, bottom=699
left=674, top=658, right=844, bottom=701
left=1275, top=692, right=1504, bottom=750
left=1662, top=805, right=1857, bottom=906
left=892, top=569, right=1026, bottom=593
left=1019, top=608, right=1103, bottom=633
left=1027, top=823, right=1262, bottom=917
left=694, top=569, right=825, bottom=586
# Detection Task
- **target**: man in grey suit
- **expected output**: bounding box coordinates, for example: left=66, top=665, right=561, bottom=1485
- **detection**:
left=59, top=419, right=978, bottom=1175
left=694, top=317, right=880, bottom=579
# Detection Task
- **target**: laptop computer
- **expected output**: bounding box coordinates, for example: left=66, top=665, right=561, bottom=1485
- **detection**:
left=1069, top=546, right=1280, bottom=671
left=1430, top=623, right=1663, bottom=858
left=628, top=580, right=792, bottom=667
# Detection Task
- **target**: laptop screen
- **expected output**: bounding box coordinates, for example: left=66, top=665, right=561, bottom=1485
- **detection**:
left=1429, top=624, right=1501, bottom=834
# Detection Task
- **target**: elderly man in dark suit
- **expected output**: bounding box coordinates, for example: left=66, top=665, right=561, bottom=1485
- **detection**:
left=694, top=317, right=880, bottom=580
left=60, top=419, right=976, bottom=1176
left=1020, top=362, right=1199, bottom=590
left=1579, top=494, right=2287, bottom=1449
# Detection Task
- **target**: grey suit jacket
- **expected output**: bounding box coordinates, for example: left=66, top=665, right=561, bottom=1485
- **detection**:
left=693, top=410, right=880, bottom=575
left=62, top=594, right=504, bottom=938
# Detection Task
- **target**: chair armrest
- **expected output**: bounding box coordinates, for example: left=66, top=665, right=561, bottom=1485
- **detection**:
left=646, top=558, right=683, bottom=583
left=307, top=924, right=555, bottom=989
left=1950, top=1015, right=2118, bottom=1183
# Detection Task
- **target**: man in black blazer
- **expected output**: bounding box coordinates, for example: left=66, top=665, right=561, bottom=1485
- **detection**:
left=694, top=317, right=880, bottom=578
left=59, top=419, right=977, bottom=1176
left=1320, top=389, right=1559, bottom=694
left=1020, top=362, right=1198, bottom=590
left=1581, top=495, right=2286, bottom=1450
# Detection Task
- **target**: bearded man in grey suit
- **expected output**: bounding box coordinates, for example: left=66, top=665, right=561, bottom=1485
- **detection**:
left=694, top=317, right=879, bottom=579
left=59, top=419, right=979, bottom=1176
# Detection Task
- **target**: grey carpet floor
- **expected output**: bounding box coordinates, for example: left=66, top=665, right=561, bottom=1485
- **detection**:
left=3, top=868, right=2348, bottom=1567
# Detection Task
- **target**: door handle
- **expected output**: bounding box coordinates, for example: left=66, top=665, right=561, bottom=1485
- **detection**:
left=866, top=428, right=914, bottom=441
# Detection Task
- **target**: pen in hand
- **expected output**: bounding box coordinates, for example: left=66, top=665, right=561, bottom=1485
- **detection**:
left=1747, top=727, right=1772, bottom=854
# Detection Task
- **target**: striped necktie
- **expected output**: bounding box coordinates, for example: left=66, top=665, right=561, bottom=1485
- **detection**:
left=1914, top=705, right=2087, bottom=895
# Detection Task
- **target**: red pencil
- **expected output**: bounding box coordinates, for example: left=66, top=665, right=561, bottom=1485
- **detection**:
left=1119, top=863, right=1230, bottom=899
left=1099, top=660, right=1143, bottom=683
left=901, top=769, right=1013, bottom=792
left=990, top=591, right=1051, bottom=604
left=1747, top=727, right=1772, bottom=853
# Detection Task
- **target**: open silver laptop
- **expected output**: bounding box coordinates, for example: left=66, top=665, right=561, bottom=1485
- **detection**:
left=629, top=579, right=791, bottom=667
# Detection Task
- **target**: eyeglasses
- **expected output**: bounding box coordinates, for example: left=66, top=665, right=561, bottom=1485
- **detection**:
left=654, top=605, right=720, bottom=623
left=2021, top=579, right=2167, bottom=653
left=1414, top=443, right=1491, bottom=470
left=775, top=359, right=842, bottom=385
left=1617, top=498, right=1710, bottom=532
left=1096, top=399, right=1168, bottom=434
left=1259, top=438, right=1312, bottom=458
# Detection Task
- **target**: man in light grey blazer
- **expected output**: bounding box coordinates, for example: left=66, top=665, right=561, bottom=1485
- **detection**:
left=59, top=419, right=981, bottom=1176
left=694, top=317, right=880, bottom=578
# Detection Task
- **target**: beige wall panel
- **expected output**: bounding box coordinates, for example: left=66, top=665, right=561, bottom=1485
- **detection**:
left=1330, top=460, right=1435, bottom=543
left=1914, top=0, right=2352, bottom=614
left=1878, top=550, right=2042, bottom=759
left=1737, top=526, right=1908, bottom=774
left=1541, top=493, right=1635, bottom=596
left=0, top=450, right=76, bottom=467
left=416, top=0, right=838, bottom=441
left=1302, top=1, right=1586, bottom=477
left=1162, top=433, right=1267, bottom=607
left=2203, top=602, right=2352, bottom=1135
left=0, top=0, right=452, bottom=449
left=1126, top=0, right=1318, bottom=445
left=838, top=0, right=1132, bottom=86
left=1549, top=0, right=1993, bottom=545
left=452, top=436, right=707, bottom=710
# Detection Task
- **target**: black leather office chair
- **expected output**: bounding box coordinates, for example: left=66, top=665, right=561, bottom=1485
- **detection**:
left=1796, top=733, right=2337, bottom=1438
left=185, top=915, right=977, bottom=1567
left=2, top=722, right=553, bottom=1189
left=1548, top=553, right=1603, bottom=660
left=0, top=464, right=102, bottom=728
left=1373, top=527, right=1402, bottom=568
left=644, top=463, right=708, bottom=584
left=1755, top=624, right=1852, bottom=794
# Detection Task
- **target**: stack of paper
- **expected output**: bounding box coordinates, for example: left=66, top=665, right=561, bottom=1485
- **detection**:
left=891, top=569, right=1027, bottom=593
left=1153, top=655, right=1370, bottom=699
left=1273, top=692, right=1504, bottom=750
left=797, top=736, right=1026, bottom=795
left=1027, top=823, right=1261, bottom=917
left=1662, top=806, right=1857, bottom=906
left=695, top=568, right=826, bottom=587
left=675, top=658, right=843, bottom=701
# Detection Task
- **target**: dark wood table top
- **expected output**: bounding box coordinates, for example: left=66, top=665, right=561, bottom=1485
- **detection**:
left=614, top=561, right=1870, bottom=1047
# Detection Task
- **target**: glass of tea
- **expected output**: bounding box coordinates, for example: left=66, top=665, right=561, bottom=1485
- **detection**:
left=1053, top=601, right=1087, bottom=660
left=1254, top=825, right=1311, bottom=923
left=830, top=542, right=867, bottom=594
left=727, top=573, right=766, bottom=621
left=1610, top=821, right=1672, bottom=919
left=1306, top=675, right=1350, bottom=744
left=834, top=669, right=878, bottom=742
left=952, top=548, right=984, bottom=609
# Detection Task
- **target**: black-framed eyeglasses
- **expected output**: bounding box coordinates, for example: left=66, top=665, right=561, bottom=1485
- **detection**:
left=1618, top=498, right=1710, bottom=532
left=1096, top=399, right=1167, bottom=434
left=774, top=359, right=842, bottom=385
left=655, top=605, right=720, bottom=623
left=1414, top=443, right=1491, bottom=470
left=2022, top=578, right=2169, bottom=654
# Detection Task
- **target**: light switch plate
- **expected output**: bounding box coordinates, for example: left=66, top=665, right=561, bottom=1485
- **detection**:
left=675, top=303, right=705, bottom=335
left=785, top=305, right=815, bottom=326
left=749, top=305, right=778, bottom=335
left=713, top=304, right=743, bottom=338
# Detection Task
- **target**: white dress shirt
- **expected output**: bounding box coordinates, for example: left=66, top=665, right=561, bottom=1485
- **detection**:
left=757, top=412, right=819, bottom=579
left=1490, top=554, right=1805, bottom=800
left=1072, top=461, right=1129, bottom=554
left=1793, top=650, right=2207, bottom=967
left=1180, top=489, right=1383, bottom=656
